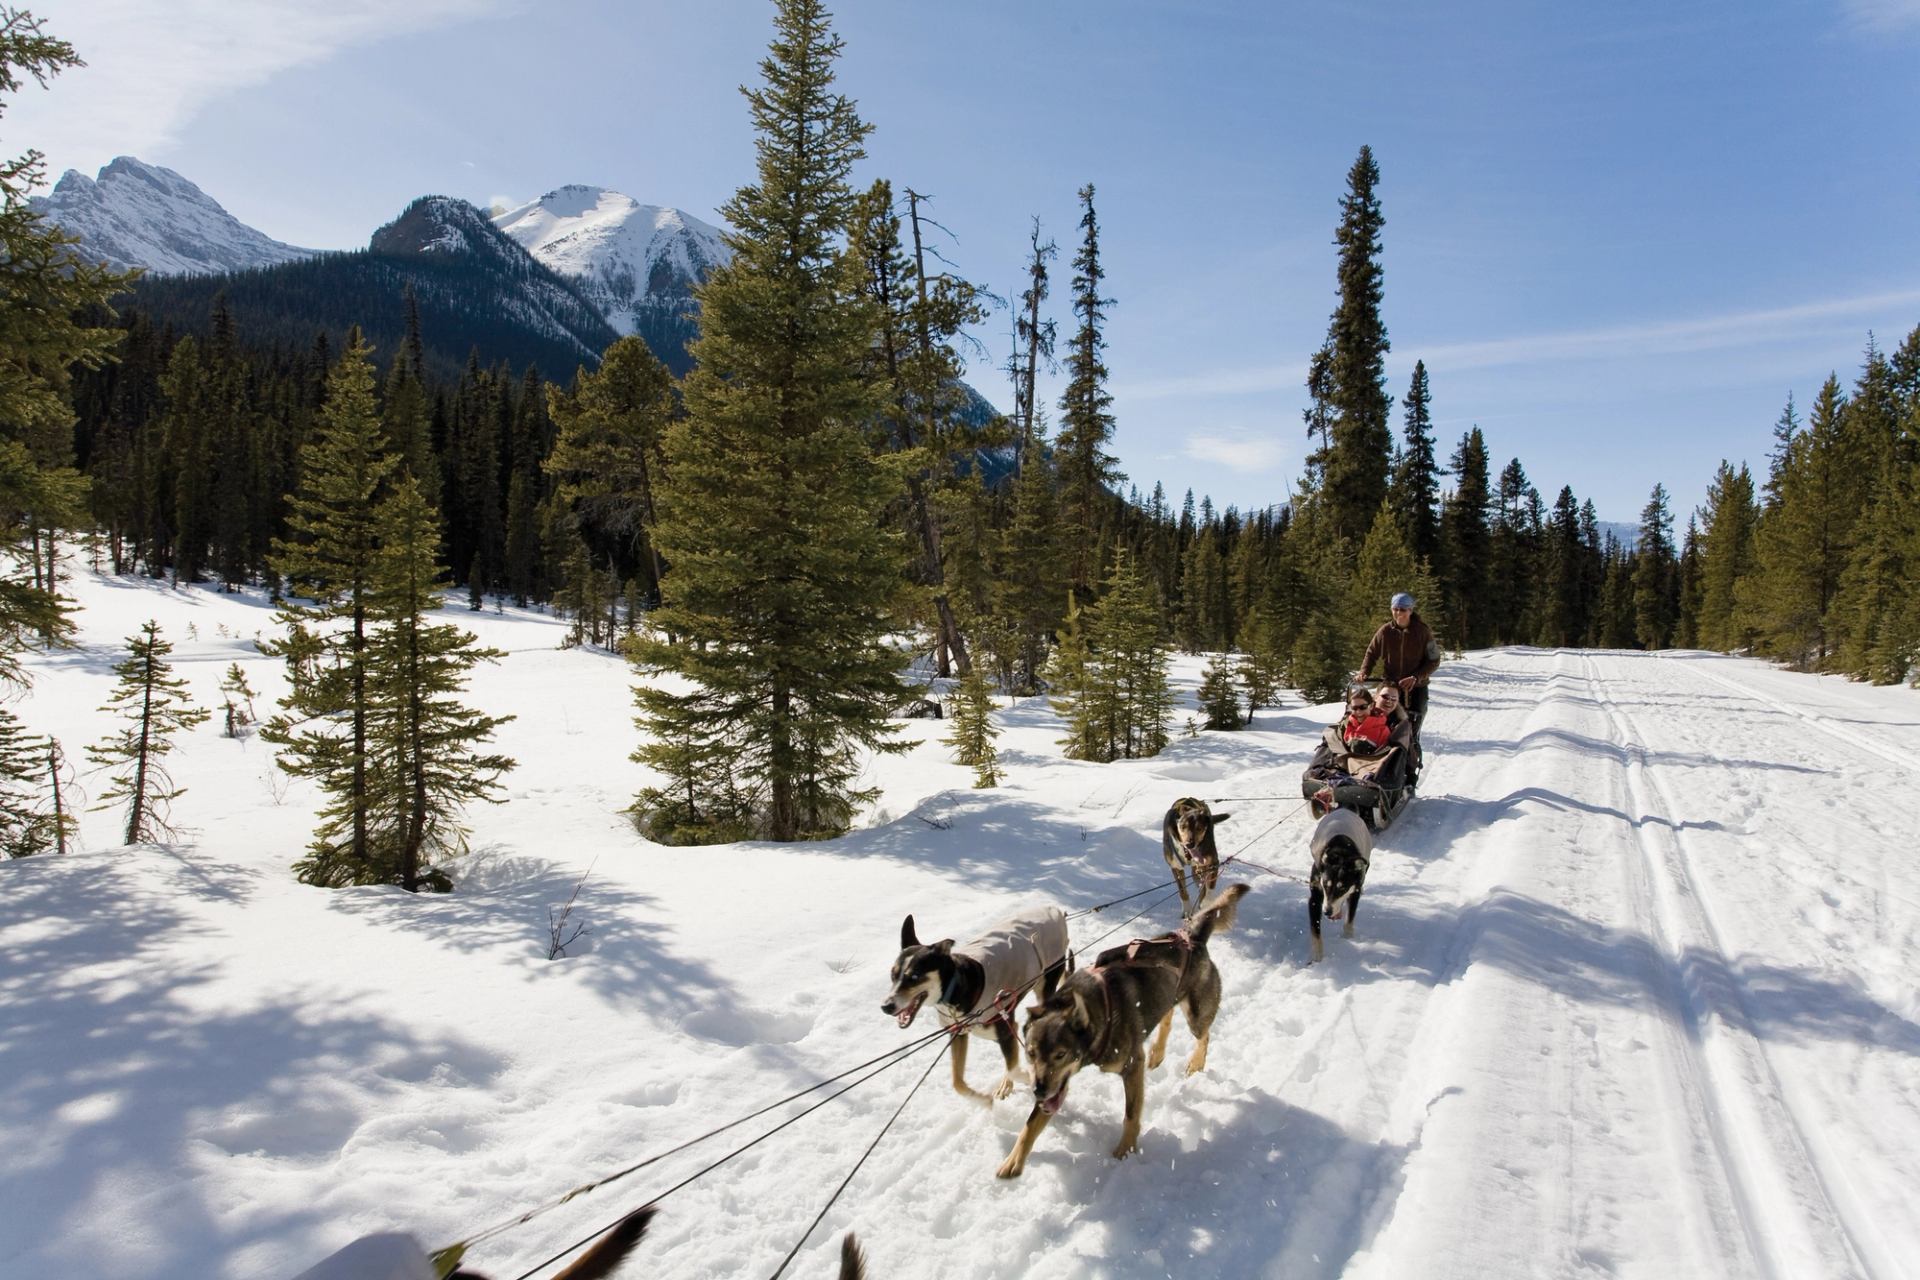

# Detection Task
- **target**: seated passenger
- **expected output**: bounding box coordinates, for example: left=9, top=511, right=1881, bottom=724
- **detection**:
left=1374, top=683, right=1419, bottom=780
left=1341, top=689, right=1391, bottom=752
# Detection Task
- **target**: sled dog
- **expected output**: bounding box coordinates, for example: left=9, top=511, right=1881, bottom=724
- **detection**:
left=1161, top=797, right=1231, bottom=919
left=882, top=905, right=1071, bottom=1102
left=1308, top=806, right=1372, bottom=963
left=996, top=884, right=1250, bottom=1178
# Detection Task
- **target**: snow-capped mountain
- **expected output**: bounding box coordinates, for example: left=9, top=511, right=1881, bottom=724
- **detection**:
left=128, top=194, right=618, bottom=384
left=493, top=186, right=729, bottom=372
left=28, top=156, right=318, bottom=276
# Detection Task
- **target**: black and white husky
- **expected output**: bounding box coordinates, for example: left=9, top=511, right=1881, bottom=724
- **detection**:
left=1308, top=807, right=1372, bottom=963
left=881, top=906, right=1071, bottom=1103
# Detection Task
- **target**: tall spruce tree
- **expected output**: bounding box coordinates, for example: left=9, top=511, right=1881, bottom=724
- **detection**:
left=1319, top=146, right=1392, bottom=541
left=1391, top=359, right=1440, bottom=563
left=851, top=180, right=987, bottom=676
left=1438, top=427, right=1490, bottom=649
left=1056, top=183, right=1120, bottom=592
left=0, top=9, right=132, bottom=685
left=363, top=475, right=514, bottom=890
left=1697, top=461, right=1758, bottom=652
left=1743, top=375, right=1846, bottom=666
left=1012, top=217, right=1058, bottom=479
left=88, top=620, right=209, bottom=844
left=1536, top=486, right=1585, bottom=647
left=632, top=0, right=906, bottom=843
left=1633, top=484, right=1678, bottom=649
left=263, top=335, right=396, bottom=882
left=545, top=336, right=676, bottom=605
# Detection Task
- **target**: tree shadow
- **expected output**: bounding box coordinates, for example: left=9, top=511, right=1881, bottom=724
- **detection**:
left=1002, top=1087, right=1416, bottom=1279
left=0, top=856, right=507, bottom=1280
left=319, top=848, right=755, bottom=1032
left=1317, top=885, right=1920, bottom=1056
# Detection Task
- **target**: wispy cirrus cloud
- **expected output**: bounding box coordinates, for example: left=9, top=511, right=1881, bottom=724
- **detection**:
left=1117, top=288, right=1920, bottom=402
left=1183, top=433, right=1290, bottom=474
left=1840, top=0, right=1920, bottom=30
left=10, top=1, right=519, bottom=177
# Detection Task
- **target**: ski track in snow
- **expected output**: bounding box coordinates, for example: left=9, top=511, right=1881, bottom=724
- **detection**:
left=2, top=574, right=1918, bottom=1280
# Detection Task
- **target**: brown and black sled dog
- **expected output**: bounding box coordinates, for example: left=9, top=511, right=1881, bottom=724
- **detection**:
left=995, top=883, right=1250, bottom=1178
left=1161, top=797, right=1231, bottom=919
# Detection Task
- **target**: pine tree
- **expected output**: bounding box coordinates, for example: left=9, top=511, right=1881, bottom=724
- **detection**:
left=851, top=180, right=988, bottom=677
left=544, top=336, right=676, bottom=604
left=1674, top=517, right=1703, bottom=648
left=1319, top=146, right=1392, bottom=541
left=632, top=0, right=906, bottom=843
left=1198, top=653, right=1243, bottom=730
left=1536, top=486, right=1585, bottom=647
left=1438, top=428, right=1490, bottom=649
left=88, top=620, right=209, bottom=844
left=1012, top=218, right=1058, bottom=480
left=999, top=440, right=1063, bottom=694
left=0, top=704, right=56, bottom=857
left=1697, top=461, right=1758, bottom=651
left=1056, top=183, right=1121, bottom=593
left=1102, top=551, right=1175, bottom=759
left=263, top=335, right=396, bottom=881
left=218, top=662, right=257, bottom=738
left=1237, top=607, right=1283, bottom=713
left=361, top=475, right=515, bottom=890
left=1391, top=359, right=1440, bottom=563
left=1632, top=484, right=1677, bottom=649
left=1743, top=375, right=1846, bottom=666
left=1047, top=591, right=1104, bottom=760
left=945, top=665, right=1002, bottom=786
left=0, top=10, right=133, bottom=685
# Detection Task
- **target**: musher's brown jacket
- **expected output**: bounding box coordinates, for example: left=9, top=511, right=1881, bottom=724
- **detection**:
left=1360, top=612, right=1440, bottom=686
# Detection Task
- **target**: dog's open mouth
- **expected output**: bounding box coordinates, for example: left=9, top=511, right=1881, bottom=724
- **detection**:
left=1039, top=1087, right=1066, bottom=1114
left=895, top=993, right=925, bottom=1029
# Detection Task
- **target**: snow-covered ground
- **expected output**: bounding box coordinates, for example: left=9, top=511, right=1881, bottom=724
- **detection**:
left=4, top=566, right=1918, bottom=1280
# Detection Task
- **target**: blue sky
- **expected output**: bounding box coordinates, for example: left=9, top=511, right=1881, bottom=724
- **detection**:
left=17, top=0, right=1920, bottom=524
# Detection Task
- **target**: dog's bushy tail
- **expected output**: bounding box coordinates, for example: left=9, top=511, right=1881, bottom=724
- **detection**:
left=1191, top=883, right=1251, bottom=945
left=839, top=1232, right=868, bottom=1280
left=549, top=1207, right=653, bottom=1280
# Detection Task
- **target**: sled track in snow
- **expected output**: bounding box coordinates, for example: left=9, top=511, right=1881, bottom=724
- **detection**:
left=1665, top=657, right=1920, bottom=776
left=1581, top=654, right=1883, bottom=1279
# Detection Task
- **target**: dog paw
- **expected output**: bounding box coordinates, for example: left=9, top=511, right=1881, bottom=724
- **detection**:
left=1342, top=922, right=1356, bottom=939
left=992, top=1075, right=1015, bottom=1101
left=995, top=1154, right=1025, bottom=1179
left=1146, top=1046, right=1167, bottom=1070
left=1111, top=1139, right=1139, bottom=1160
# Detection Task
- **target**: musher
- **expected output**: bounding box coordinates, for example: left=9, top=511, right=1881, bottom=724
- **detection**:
left=1358, top=592, right=1440, bottom=786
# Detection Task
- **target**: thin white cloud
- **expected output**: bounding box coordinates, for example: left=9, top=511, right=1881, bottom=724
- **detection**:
left=1116, top=288, right=1920, bottom=402
left=10, top=1, right=518, bottom=179
left=1841, top=0, right=1920, bottom=30
left=1183, top=433, right=1289, bottom=474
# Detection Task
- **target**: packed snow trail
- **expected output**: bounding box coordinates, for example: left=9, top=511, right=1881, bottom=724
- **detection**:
left=3, top=572, right=1918, bottom=1280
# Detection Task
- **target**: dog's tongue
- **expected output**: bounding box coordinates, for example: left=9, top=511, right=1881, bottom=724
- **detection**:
left=896, top=994, right=924, bottom=1029
left=1040, top=1089, right=1065, bottom=1115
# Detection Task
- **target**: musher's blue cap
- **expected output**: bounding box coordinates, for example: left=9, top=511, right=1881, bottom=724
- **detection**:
left=1391, top=592, right=1415, bottom=609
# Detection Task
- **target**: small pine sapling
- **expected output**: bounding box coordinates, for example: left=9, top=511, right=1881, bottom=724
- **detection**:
left=945, top=666, right=1002, bottom=787
left=88, top=620, right=210, bottom=845
left=1198, top=654, right=1245, bottom=730
left=219, top=663, right=258, bottom=738
left=0, top=707, right=58, bottom=857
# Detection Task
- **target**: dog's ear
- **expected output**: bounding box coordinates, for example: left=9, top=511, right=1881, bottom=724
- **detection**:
left=1068, top=990, right=1092, bottom=1030
left=935, top=938, right=955, bottom=956
left=900, top=915, right=918, bottom=949
left=1210, top=811, right=1231, bottom=826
